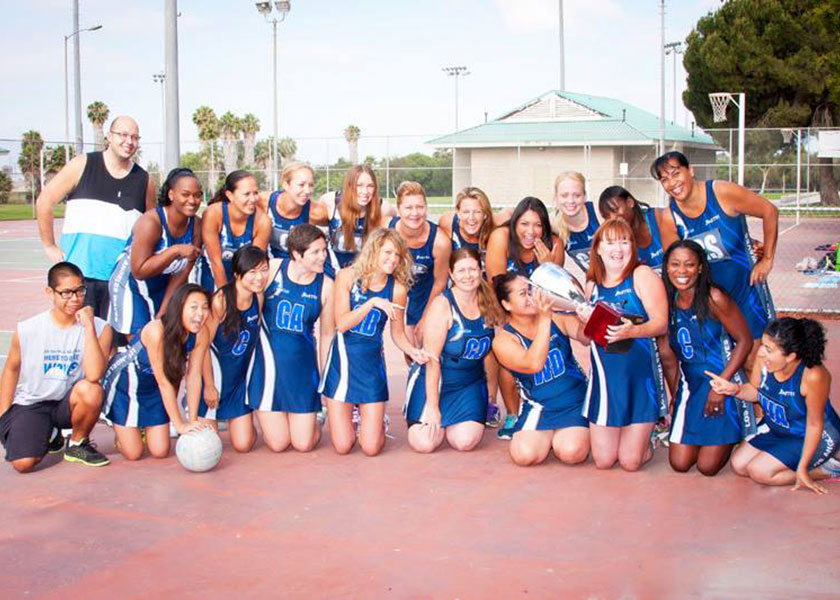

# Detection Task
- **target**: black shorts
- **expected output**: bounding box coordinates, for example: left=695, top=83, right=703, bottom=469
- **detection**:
left=83, top=277, right=110, bottom=320
left=0, top=399, right=72, bottom=461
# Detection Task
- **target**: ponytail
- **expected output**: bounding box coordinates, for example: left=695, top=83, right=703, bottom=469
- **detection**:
left=158, top=168, right=198, bottom=206
left=210, top=169, right=255, bottom=206
left=765, top=317, right=826, bottom=368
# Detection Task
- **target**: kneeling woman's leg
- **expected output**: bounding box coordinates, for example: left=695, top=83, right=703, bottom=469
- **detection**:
left=288, top=412, right=320, bottom=452
left=358, top=402, right=386, bottom=457
left=695, top=444, right=734, bottom=476
left=256, top=411, right=290, bottom=453
left=114, top=425, right=146, bottom=461
left=669, top=443, right=699, bottom=473
left=589, top=424, right=621, bottom=469
left=446, top=421, right=485, bottom=452
left=327, top=399, right=356, bottom=455
left=144, top=424, right=171, bottom=459
left=228, top=413, right=257, bottom=453
left=408, top=422, right=445, bottom=454
left=551, top=426, right=589, bottom=464
left=509, top=429, right=553, bottom=466
left=616, top=422, right=655, bottom=472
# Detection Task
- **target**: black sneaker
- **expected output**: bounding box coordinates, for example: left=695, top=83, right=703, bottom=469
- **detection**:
left=47, top=430, right=65, bottom=454
left=64, top=438, right=110, bottom=467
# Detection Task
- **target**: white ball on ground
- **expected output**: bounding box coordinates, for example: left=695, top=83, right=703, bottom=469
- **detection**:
left=176, top=428, right=223, bottom=472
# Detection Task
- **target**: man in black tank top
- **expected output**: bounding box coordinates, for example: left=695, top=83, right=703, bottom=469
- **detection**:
left=36, top=116, right=156, bottom=319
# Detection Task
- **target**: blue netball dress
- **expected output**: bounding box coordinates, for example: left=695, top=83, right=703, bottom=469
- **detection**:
left=199, top=202, right=255, bottom=291
left=450, top=214, right=480, bottom=253
left=108, top=206, right=195, bottom=335
left=637, top=208, right=664, bottom=271
left=504, top=322, right=589, bottom=433
left=319, top=276, right=394, bottom=404
left=404, top=288, right=494, bottom=427
left=668, top=305, right=755, bottom=446
left=102, top=331, right=196, bottom=427
left=565, top=202, right=599, bottom=272
left=583, top=276, right=668, bottom=426
left=506, top=254, right=538, bottom=277
left=197, top=295, right=259, bottom=421
left=268, top=191, right=310, bottom=260
left=389, top=217, right=438, bottom=326
left=248, top=260, right=325, bottom=413
left=327, top=191, right=365, bottom=277
left=749, top=363, right=840, bottom=470
left=669, top=180, right=775, bottom=338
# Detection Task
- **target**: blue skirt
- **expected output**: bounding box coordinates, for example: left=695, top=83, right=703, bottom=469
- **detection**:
left=404, top=363, right=487, bottom=427
left=319, top=333, right=388, bottom=404
left=749, top=421, right=840, bottom=471
left=669, top=372, right=743, bottom=446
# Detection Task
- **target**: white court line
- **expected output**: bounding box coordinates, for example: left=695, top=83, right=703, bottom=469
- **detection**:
left=0, top=277, right=44, bottom=283
left=0, top=237, right=41, bottom=242
left=779, top=223, right=800, bottom=236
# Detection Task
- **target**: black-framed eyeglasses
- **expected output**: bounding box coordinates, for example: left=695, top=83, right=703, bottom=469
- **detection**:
left=109, top=130, right=141, bottom=143
left=52, top=285, right=87, bottom=300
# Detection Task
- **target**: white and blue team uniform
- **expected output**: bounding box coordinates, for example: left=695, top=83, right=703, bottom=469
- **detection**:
left=268, top=191, right=310, bottom=260
left=198, top=296, right=260, bottom=421
left=669, top=306, right=756, bottom=446
left=389, top=216, right=438, bottom=326
left=506, top=255, right=538, bottom=277
left=319, top=276, right=394, bottom=404
left=102, top=332, right=197, bottom=427
left=404, top=288, right=494, bottom=427
left=583, top=276, right=668, bottom=426
left=637, top=208, right=664, bottom=271
left=108, top=206, right=195, bottom=335
left=564, top=202, right=599, bottom=272
left=505, top=322, right=589, bottom=433
left=248, top=260, right=325, bottom=413
left=450, top=215, right=481, bottom=254
left=749, top=363, right=840, bottom=471
left=199, top=202, right=255, bottom=291
left=326, top=191, right=365, bottom=278
left=669, top=180, right=775, bottom=338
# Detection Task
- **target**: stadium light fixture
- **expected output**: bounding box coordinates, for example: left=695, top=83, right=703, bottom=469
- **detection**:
left=442, top=66, right=470, bottom=133
left=64, top=23, right=103, bottom=159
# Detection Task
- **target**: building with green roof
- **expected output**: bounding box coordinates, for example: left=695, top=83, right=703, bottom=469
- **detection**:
left=428, top=90, right=718, bottom=206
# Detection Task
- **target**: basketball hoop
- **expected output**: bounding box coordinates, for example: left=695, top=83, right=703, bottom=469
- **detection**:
left=709, top=92, right=733, bottom=123
left=781, top=128, right=794, bottom=144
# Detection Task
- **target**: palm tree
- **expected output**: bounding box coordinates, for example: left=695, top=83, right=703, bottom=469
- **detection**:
left=241, top=113, right=260, bottom=167
left=278, top=137, right=297, bottom=166
left=219, top=111, right=241, bottom=174
left=18, top=130, right=44, bottom=199
left=344, top=125, right=360, bottom=165
left=254, top=138, right=271, bottom=171
left=87, top=101, right=110, bottom=151
left=192, top=106, right=220, bottom=188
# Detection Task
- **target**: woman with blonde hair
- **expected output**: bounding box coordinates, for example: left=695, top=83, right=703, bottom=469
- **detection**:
left=319, top=165, right=395, bottom=276
left=404, top=248, right=504, bottom=453
left=319, top=228, right=430, bottom=456
left=260, top=162, right=330, bottom=260
left=551, top=171, right=600, bottom=273
left=438, top=186, right=511, bottom=264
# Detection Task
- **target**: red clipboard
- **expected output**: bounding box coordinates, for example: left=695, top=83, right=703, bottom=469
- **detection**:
left=583, top=301, right=645, bottom=353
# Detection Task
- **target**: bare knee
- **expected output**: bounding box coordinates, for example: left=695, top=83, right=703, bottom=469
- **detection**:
left=730, top=455, right=751, bottom=477
left=555, top=443, right=589, bottom=465
left=510, top=444, right=543, bottom=467
left=450, top=436, right=480, bottom=452
left=592, top=451, right=617, bottom=470
left=74, top=379, right=103, bottom=408
left=148, top=444, right=170, bottom=459
left=359, top=436, right=384, bottom=457
left=669, top=455, right=694, bottom=473
left=331, top=436, right=355, bottom=455
left=291, top=432, right=319, bottom=453
left=232, top=436, right=256, bottom=454
left=697, top=462, right=725, bottom=477
left=12, top=457, right=40, bottom=473
left=619, top=455, right=645, bottom=472
left=120, top=447, right=144, bottom=461
left=409, top=435, right=438, bottom=454
left=745, top=461, right=773, bottom=484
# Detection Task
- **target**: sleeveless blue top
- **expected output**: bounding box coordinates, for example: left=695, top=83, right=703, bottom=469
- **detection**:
left=437, top=288, right=494, bottom=389
left=670, top=305, right=733, bottom=382
left=268, top=191, right=310, bottom=260
left=346, top=276, right=394, bottom=345
left=758, top=362, right=840, bottom=438
left=565, top=202, right=599, bottom=272
left=264, top=259, right=324, bottom=347
left=328, top=191, right=366, bottom=269
left=134, top=329, right=196, bottom=381
left=132, top=206, right=195, bottom=297
left=389, top=217, right=438, bottom=319
left=504, top=321, right=587, bottom=408
left=211, top=294, right=260, bottom=370
left=201, top=202, right=254, bottom=290
left=451, top=214, right=481, bottom=253
left=637, top=208, right=664, bottom=270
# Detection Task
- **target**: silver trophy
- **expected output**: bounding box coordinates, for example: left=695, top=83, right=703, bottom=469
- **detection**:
left=529, top=263, right=588, bottom=311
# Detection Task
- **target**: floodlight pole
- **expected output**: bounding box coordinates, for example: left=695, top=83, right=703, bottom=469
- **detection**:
left=658, top=0, right=665, bottom=157
left=557, top=0, right=565, bottom=91
left=164, top=0, right=181, bottom=174
left=65, top=20, right=102, bottom=158
left=737, top=92, right=745, bottom=186
left=664, top=41, right=683, bottom=123
left=153, top=73, right=166, bottom=168
left=443, top=66, right=469, bottom=133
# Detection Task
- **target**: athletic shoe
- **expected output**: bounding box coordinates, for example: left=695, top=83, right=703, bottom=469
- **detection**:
left=64, top=438, right=110, bottom=467
left=485, top=403, right=502, bottom=428
left=497, top=414, right=518, bottom=440
left=47, top=428, right=65, bottom=454
left=653, top=417, right=670, bottom=448
left=352, top=405, right=361, bottom=435
left=820, top=457, right=840, bottom=482
left=316, top=406, right=327, bottom=429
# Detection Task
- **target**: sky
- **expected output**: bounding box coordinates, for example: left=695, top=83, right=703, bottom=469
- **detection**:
left=0, top=0, right=722, bottom=167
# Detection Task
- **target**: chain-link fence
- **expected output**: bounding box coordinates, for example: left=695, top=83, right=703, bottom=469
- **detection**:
left=2, top=127, right=838, bottom=314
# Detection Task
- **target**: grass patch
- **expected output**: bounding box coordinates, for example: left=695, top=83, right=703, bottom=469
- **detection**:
left=0, top=203, right=65, bottom=221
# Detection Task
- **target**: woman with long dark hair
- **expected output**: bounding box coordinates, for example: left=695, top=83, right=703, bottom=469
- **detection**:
left=102, top=283, right=211, bottom=460
left=108, top=168, right=203, bottom=336
left=578, top=218, right=668, bottom=471
left=708, top=318, right=840, bottom=494
left=199, top=170, right=271, bottom=291
left=404, top=248, right=503, bottom=453
left=195, top=246, right=269, bottom=452
left=249, top=224, right=335, bottom=453
left=486, top=196, right=564, bottom=439
left=261, top=162, right=330, bottom=260
left=658, top=240, right=753, bottom=475
left=598, top=185, right=665, bottom=270
left=492, top=272, right=591, bottom=466
left=320, top=228, right=429, bottom=456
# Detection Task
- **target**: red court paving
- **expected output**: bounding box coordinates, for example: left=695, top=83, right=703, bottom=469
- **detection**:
left=2, top=218, right=840, bottom=599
